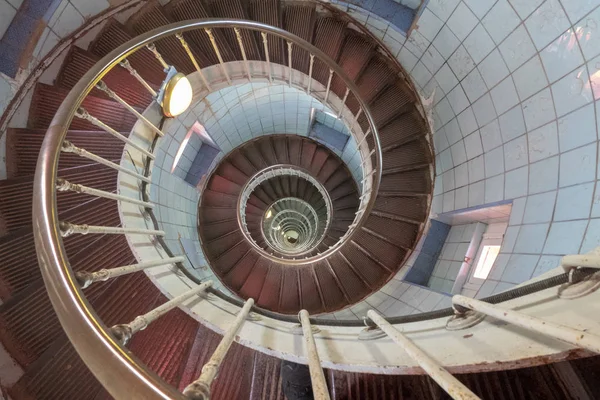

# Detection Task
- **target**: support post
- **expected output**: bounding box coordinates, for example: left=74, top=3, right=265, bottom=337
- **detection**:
left=367, top=310, right=480, bottom=400
left=261, top=32, right=272, bottom=83
left=234, top=28, right=251, bottom=80
left=59, top=222, right=164, bottom=237
left=307, top=54, right=314, bottom=94
left=146, top=43, right=169, bottom=70
left=56, top=178, right=154, bottom=208
left=452, top=295, right=600, bottom=353
left=337, top=88, right=349, bottom=118
left=120, top=59, right=157, bottom=97
left=324, top=69, right=334, bottom=102
left=176, top=33, right=212, bottom=91
left=287, top=41, right=293, bottom=87
left=298, top=310, right=331, bottom=400
left=111, top=281, right=213, bottom=345
left=205, top=29, right=231, bottom=84
left=183, top=299, right=255, bottom=399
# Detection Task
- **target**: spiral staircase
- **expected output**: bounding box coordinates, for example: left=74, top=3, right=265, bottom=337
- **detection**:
left=0, top=0, right=600, bottom=399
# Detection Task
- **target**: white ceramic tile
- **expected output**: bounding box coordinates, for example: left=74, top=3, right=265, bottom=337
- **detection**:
left=527, top=121, right=559, bottom=163
left=427, top=0, right=461, bottom=21
left=457, top=107, right=478, bottom=135
left=491, top=76, right=520, bottom=116
left=443, top=190, right=456, bottom=211
left=404, top=31, right=430, bottom=58
left=464, top=130, right=484, bottom=160
left=500, top=226, right=520, bottom=253
left=412, top=61, right=433, bottom=88
left=461, top=68, right=488, bottom=103
left=455, top=186, right=469, bottom=209
left=447, top=84, right=470, bottom=114
left=417, top=8, right=445, bottom=41
left=501, top=254, right=539, bottom=284
left=581, top=218, right=600, bottom=253
left=443, top=169, right=456, bottom=192
left=534, top=255, right=562, bottom=276
left=554, top=182, right=595, bottom=221
left=510, top=197, right=527, bottom=225
left=543, top=220, right=588, bottom=254
left=399, top=46, right=419, bottom=71
left=521, top=88, right=556, bottom=131
left=52, top=2, right=85, bottom=38
left=525, top=0, right=572, bottom=50
left=468, top=154, right=485, bottom=182
left=523, top=191, right=557, bottom=223
left=485, top=174, right=505, bottom=203
left=464, top=0, right=496, bottom=19
left=0, top=0, right=16, bottom=39
left=559, top=143, right=597, bottom=187
left=512, top=56, right=549, bottom=101
left=588, top=54, right=600, bottom=101
left=574, top=6, right=600, bottom=60
left=435, top=63, right=459, bottom=94
left=499, top=25, right=538, bottom=72
left=436, top=97, right=455, bottom=126
left=482, top=0, right=521, bottom=44
left=472, top=93, right=497, bottom=127
left=448, top=45, right=476, bottom=80
left=469, top=181, right=485, bottom=206
left=421, top=44, right=446, bottom=74
left=561, top=0, right=599, bottom=23
left=591, top=182, right=600, bottom=218
left=445, top=118, right=463, bottom=145
left=557, top=103, right=597, bottom=152
left=485, top=146, right=505, bottom=177
left=480, top=50, right=511, bottom=89
left=509, top=0, right=545, bottom=20
left=451, top=140, right=468, bottom=165
left=528, top=156, right=559, bottom=194
left=434, top=128, right=451, bottom=154
left=463, top=23, right=496, bottom=64
left=455, top=162, right=470, bottom=187
left=553, top=65, right=594, bottom=117
left=540, top=30, right=585, bottom=84
left=505, top=165, right=528, bottom=198
left=440, top=147, right=454, bottom=172
left=480, top=119, right=503, bottom=151
left=504, top=135, right=529, bottom=171
left=432, top=25, right=461, bottom=59
left=447, top=1, right=479, bottom=41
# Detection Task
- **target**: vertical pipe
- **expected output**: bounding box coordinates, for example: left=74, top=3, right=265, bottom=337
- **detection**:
left=337, top=88, right=350, bottom=118
left=287, top=41, right=293, bottom=87
left=452, top=295, right=600, bottom=353
left=261, top=32, right=272, bottom=83
left=205, top=28, right=231, bottom=84
left=234, top=28, right=252, bottom=80
left=183, top=299, right=255, bottom=399
left=367, top=310, right=480, bottom=400
left=451, top=222, right=486, bottom=294
left=307, top=54, right=315, bottom=94
left=324, top=69, right=334, bottom=102
left=298, top=310, right=331, bottom=400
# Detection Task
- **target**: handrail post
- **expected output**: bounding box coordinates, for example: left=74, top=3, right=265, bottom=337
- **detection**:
left=59, top=222, right=165, bottom=237
left=234, top=27, right=251, bottom=80
left=324, top=69, right=334, bottom=102
left=146, top=43, right=169, bottom=70
left=183, top=298, right=255, bottom=399
left=452, top=295, right=600, bottom=353
left=367, top=310, right=480, bottom=400
left=307, top=54, right=314, bottom=94
left=337, top=88, right=349, bottom=118
left=287, top=41, right=293, bottom=87
left=260, top=32, right=272, bottom=83
left=176, top=33, right=212, bottom=91
left=56, top=178, right=154, bottom=208
left=298, top=310, right=331, bottom=400
left=205, top=28, right=231, bottom=84
left=119, top=59, right=157, bottom=97
left=111, top=281, right=213, bottom=345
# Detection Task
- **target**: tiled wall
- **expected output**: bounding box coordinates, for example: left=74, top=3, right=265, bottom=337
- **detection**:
left=332, top=0, right=600, bottom=296
left=428, top=223, right=477, bottom=293
left=404, top=219, right=451, bottom=285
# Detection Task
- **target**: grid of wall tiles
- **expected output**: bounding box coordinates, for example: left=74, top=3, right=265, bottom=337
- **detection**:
left=332, top=0, right=600, bottom=301
left=428, top=223, right=477, bottom=293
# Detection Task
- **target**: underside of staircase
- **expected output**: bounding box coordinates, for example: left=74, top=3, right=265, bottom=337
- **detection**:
left=0, top=0, right=599, bottom=398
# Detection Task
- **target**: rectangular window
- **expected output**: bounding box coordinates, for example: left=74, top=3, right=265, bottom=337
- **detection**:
left=473, top=245, right=500, bottom=279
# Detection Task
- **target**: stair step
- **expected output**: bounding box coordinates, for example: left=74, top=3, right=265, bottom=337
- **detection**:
left=330, top=30, right=375, bottom=101
left=57, top=46, right=155, bottom=109
left=29, top=83, right=138, bottom=132
left=382, top=139, right=431, bottom=172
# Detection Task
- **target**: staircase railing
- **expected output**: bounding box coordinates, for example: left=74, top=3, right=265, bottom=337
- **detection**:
left=32, top=18, right=600, bottom=400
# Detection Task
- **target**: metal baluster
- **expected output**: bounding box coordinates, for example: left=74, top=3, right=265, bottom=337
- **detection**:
left=287, top=41, right=293, bottom=87
left=367, top=310, right=480, bottom=400
left=176, top=33, right=211, bottom=91
left=261, top=32, right=272, bottom=83
left=234, top=28, right=251, bottom=81
left=111, top=281, right=213, bottom=345
left=146, top=43, right=169, bottom=70
left=119, top=59, right=157, bottom=97
left=307, top=54, right=315, bottom=94
left=356, top=129, right=371, bottom=149
left=452, top=295, right=600, bottom=353
left=61, top=141, right=151, bottom=183
left=324, top=69, right=334, bottom=102
left=56, top=178, right=154, bottom=208
left=205, top=29, right=231, bottom=84
left=183, top=299, right=255, bottom=399
left=74, top=108, right=154, bottom=159
left=59, top=222, right=164, bottom=237
left=298, top=310, right=331, bottom=400
left=354, top=108, right=363, bottom=124
left=95, top=81, right=165, bottom=137
left=359, top=149, right=376, bottom=166
left=76, top=257, right=185, bottom=289
left=337, top=88, right=350, bottom=118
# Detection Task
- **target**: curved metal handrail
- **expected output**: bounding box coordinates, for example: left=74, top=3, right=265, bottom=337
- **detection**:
left=33, top=19, right=381, bottom=399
